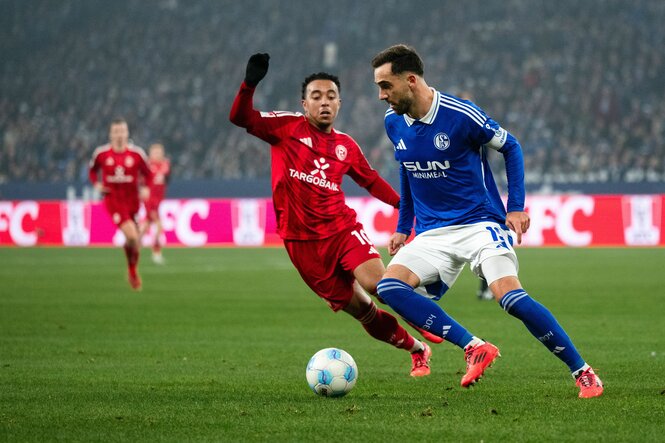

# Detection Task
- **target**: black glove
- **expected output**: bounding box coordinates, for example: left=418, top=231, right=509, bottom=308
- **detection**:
left=244, top=53, right=270, bottom=87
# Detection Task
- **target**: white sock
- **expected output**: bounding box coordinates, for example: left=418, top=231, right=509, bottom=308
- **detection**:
left=572, top=363, right=591, bottom=379
left=410, top=340, right=425, bottom=353
left=463, top=336, right=485, bottom=350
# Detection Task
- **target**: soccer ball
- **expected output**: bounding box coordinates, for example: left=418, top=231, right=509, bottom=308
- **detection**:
left=306, top=348, right=358, bottom=397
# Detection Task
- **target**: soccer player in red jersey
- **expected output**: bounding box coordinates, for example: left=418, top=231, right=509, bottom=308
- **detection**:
left=140, top=143, right=170, bottom=264
left=89, top=118, right=152, bottom=290
left=230, top=53, right=434, bottom=377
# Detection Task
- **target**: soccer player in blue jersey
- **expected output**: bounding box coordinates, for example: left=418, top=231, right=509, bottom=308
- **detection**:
left=371, top=44, right=603, bottom=398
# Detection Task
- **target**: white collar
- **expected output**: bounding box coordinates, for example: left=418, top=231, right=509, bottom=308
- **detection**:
left=404, top=88, right=439, bottom=126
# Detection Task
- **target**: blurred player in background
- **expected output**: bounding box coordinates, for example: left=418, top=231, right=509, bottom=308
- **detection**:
left=140, top=143, right=170, bottom=264
left=372, top=44, right=603, bottom=398
left=89, top=118, right=152, bottom=290
left=230, top=53, right=435, bottom=377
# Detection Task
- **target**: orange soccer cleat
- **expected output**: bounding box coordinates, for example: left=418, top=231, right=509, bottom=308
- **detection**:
left=461, top=341, right=500, bottom=387
left=128, top=271, right=142, bottom=291
left=575, top=368, right=604, bottom=398
left=410, top=342, right=432, bottom=377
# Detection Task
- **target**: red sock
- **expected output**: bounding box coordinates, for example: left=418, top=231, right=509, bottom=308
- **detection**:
left=123, top=244, right=140, bottom=275
left=357, top=302, right=416, bottom=351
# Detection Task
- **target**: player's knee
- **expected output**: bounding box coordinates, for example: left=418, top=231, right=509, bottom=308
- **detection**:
left=490, top=276, right=522, bottom=302
left=355, top=276, right=378, bottom=295
left=344, top=291, right=373, bottom=320
left=353, top=259, right=385, bottom=295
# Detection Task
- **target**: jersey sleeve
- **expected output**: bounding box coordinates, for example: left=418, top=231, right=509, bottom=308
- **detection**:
left=229, top=82, right=301, bottom=145
left=457, top=100, right=498, bottom=147
left=346, top=139, right=379, bottom=187
left=498, top=132, right=525, bottom=212
left=396, top=164, right=415, bottom=235
left=344, top=138, right=400, bottom=207
left=463, top=101, right=526, bottom=212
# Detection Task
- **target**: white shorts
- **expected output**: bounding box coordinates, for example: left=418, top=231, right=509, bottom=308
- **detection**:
left=389, top=222, right=519, bottom=298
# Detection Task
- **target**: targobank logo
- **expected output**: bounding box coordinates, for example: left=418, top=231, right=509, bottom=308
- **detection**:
left=107, top=165, right=133, bottom=183
left=310, top=157, right=330, bottom=179
left=289, top=157, right=340, bottom=191
left=403, top=160, right=451, bottom=179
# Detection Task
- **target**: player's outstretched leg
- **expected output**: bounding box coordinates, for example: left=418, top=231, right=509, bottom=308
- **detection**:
left=152, top=239, right=164, bottom=264
left=353, top=300, right=432, bottom=377
left=120, top=220, right=142, bottom=291
left=411, top=342, right=432, bottom=377
left=151, top=218, right=165, bottom=264
left=574, top=367, right=604, bottom=399
left=498, top=288, right=603, bottom=398
left=124, top=242, right=141, bottom=290
left=377, top=278, right=499, bottom=385
left=401, top=316, right=445, bottom=344
left=461, top=340, right=501, bottom=387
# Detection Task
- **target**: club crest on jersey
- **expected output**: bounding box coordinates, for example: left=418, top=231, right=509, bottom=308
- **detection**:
left=335, top=145, right=347, bottom=161
left=433, top=132, right=450, bottom=151
left=124, top=156, right=134, bottom=167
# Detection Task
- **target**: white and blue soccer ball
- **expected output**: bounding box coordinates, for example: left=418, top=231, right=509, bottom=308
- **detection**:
left=306, top=348, right=358, bottom=397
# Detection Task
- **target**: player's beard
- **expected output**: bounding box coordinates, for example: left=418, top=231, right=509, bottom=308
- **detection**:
left=389, top=96, right=412, bottom=116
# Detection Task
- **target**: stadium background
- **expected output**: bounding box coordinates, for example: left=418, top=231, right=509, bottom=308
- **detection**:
left=1, top=0, right=664, bottom=200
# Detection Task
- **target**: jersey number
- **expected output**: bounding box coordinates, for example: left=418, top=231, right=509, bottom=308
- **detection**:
left=351, top=229, right=379, bottom=255
left=485, top=226, right=509, bottom=250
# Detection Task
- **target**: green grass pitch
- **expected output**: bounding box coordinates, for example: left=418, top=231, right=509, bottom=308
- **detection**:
left=1, top=247, right=664, bottom=442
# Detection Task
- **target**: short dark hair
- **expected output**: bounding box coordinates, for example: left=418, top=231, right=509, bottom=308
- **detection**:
left=110, top=117, right=127, bottom=128
left=371, top=44, right=424, bottom=76
left=301, top=72, right=341, bottom=99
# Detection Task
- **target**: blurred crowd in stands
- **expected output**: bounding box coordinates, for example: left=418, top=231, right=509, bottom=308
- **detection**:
left=1, top=0, right=664, bottom=189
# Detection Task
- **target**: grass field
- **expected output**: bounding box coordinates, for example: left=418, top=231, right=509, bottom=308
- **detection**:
left=1, top=247, right=664, bottom=442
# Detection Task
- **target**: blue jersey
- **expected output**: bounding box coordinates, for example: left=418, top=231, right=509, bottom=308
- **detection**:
left=384, top=90, right=525, bottom=235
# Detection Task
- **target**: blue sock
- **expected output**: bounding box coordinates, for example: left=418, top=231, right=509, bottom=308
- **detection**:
left=377, top=278, right=473, bottom=348
left=500, top=289, right=585, bottom=373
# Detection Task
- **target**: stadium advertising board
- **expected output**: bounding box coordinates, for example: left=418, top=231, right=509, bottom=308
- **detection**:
left=0, top=195, right=663, bottom=247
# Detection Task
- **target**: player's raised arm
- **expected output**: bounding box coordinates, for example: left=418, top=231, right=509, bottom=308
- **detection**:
left=243, top=53, right=270, bottom=88
left=229, top=53, right=270, bottom=128
left=229, top=53, right=292, bottom=144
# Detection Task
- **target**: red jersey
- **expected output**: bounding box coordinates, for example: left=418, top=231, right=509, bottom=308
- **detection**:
left=230, top=82, right=399, bottom=240
left=89, top=144, right=152, bottom=213
left=148, top=159, right=170, bottom=202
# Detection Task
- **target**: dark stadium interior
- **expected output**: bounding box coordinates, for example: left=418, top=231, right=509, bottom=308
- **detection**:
left=1, top=0, right=664, bottom=197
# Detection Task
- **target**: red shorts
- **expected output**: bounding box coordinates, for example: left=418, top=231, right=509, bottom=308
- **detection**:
left=104, top=197, right=138, bottom=227
left=283, top=222, right=381, bottom=312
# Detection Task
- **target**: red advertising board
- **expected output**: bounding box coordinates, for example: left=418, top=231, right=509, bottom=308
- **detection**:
left=1, top=195, right=663, bottom=247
